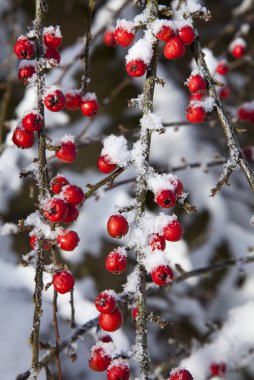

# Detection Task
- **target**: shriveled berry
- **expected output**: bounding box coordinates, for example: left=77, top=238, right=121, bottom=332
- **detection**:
left=151, top=265, right=174, bottom=286
left=155, top=189, right=176, bottom=208
left=164, top=37, right=186, bottom=59
left=95, top=291, right=117, bottom=314
left=107, top=215, right=129, bottom=238
left=163, top=220, right=183, bottom=242
left=55, top=141, right=77, bottom=163
left=98, top=335, right=113, bottom=343
left=126, top=59, right=147, bottom=77
left=53, top=271, right=75, bottom=294
left=114, top=27, right=135, bottom=47
left=106, top=251, right=127, bottom=274
left=99, top=308, right=123, bottom=332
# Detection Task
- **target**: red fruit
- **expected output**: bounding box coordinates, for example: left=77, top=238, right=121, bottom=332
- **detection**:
left=62, top=184, right=85, bottom=206
left=43, top=31, right=62, bottom=49
left=44, top=47, right=61, bottom=65
left=89, top=346, right=111, bottom=372
left=107, top=362, right=130, bottom=380
left=163, top=220, right=183, bottom=242
left=107, top=215, right=129, bottom=238
left=238, top=107, right=250, bottom=121
left=97, top=155, right=117, bottom=173
left=178, top=25, right=195, bottom=45
left=14, top=37, right=34, bottom=59
left=155, top=189, right=176, bottom=208
left=151, top=265, right=174, bottom=286
left=18, top=65, right=35, bottom=85
left=29, top=235, right=51, bottom=251
left=219, top=86, right=230, bottom=99
left=53, top=271, right=75, bottom=294
left=22, top=112, right=43, bottom=132
left=44, top=89, right=65, bottom=112
left=186, top=105, right=206, bottom=123
left=51, top=175, right=69, bottom=194
left=99, top=308, right=123, bottom=332
left=210, top=362, right=226, bottom=377
left=55, top=141, right=77, bottom=163
left=12, top=126, right=34, bottom=149
left=57, top=229, right=80, bottom=251
left=65, top=90, right=81, bottom=111
left=98, top=335, right=113, bottom=343
left=187, top=74, right=207, bottom=94
left=164, top=37, right=186, bottom=59
left=170, top=178, right=184, bottom=198
left=132, top=306, right=138, bottom=320
left=149, top=234, right=166, bottom=251
left=63, top=204, right=79, bottom=224
left=95, top=291, right=117, bottom=314
left=190, top=92, right=203, bottom=101
left=126, top=59, right=147, bottom=77
left=104, top=30, right=116, bottom=47
left=114, top=27, right=135, bottom=47
left=169, top=368, right=193, bottom=380
left=156, top=25, right=174, bottom=42
left=106, top=251, right=127, bottom=274
left=231, top=44, right=245, bottom=59
left=80, top=98, right=99, bottom=117
left=216, top=62, right=229, bottom=76
left=43, top=197, right=68, bottom=222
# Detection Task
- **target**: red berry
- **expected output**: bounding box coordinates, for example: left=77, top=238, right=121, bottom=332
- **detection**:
left=238, top=107, right=251, bottom=121
left=132, top=306, right=138, bottom=320
left=55, top=141, right=77, bottom=163
left=57, top=229, right=80, bottom=251
left=14, top=37, right=34, bottom=59
left=22, top=112, right=43, bottom=132
left=97, top=155, right=117, bottom=173
left=43, top=31, right=62, bottom=49
left=149, top=234, right=166, bottom=251
left=216, top=62, right=229, bottom=76
left=53, top=271, right=75, bottom=294
left=155, top=25, right=174, bottom=42
left=163, top=220, right=183, bottom=242
left=107, top=361, right=130, bottom=380
left=231, top=44, right=245, bottom=59
left=29, top=235, right=51, bottom=251
left=114, top=27, right=135, bottom=47
left=80, top=98, right=99, bottom=117
left=126, top=59, right=147, bottom=77
left=43, top=197, right=68, bottom=222
left=169, top=368, right=193, bottom=380
left=155, top=189, right=176, bottom=208
left=164, top=37, right=186, bottom=59
left=98, top=335, right=113, bottom=343
left=44, top=47, right=61, bottom=65
left=106, top=251, right=127, bottom=274
left=107, top=215, right=129, bottom=238
left=12, top=126, right=34, bottom=149
left=99, top=308, right=123, bottom=332
left=89, top=346, right=112, bottom=372
left=18, top=65, right=35, bottom=85
left=44, top=89, right=65, bottom=112
left=151, top=265, right=174, bottom=286
left=187, top=74, right=207, bottom=94
left=210, top=362, right=227, bottom=377
left=178, top=25, right=195, bottom=45
left=170, top=178, right=184, bottom=198
left=186, top=105, right=206, bottom=123
left=51, top=175, right=69, bottom=194
left=65, top=90, right=81, bottom=111
left=62, top=184, right=85, bottom=206
left=95, top=291, right=117, bottom=314
left=104, top=30, right=116, bottom=47
left=190, top=92, right=203, bottom=101
left=219, top=86, right=230, bottom=99
left=63, top=204, right=79, bottom=224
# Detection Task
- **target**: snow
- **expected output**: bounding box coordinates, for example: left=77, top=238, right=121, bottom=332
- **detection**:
left=125, top=38, right=153, bottom=66
left=143, top=252, right=171, bottom=273
left=19, top=59, right=36, bottom=69
left=101, top=134, right=131, bottom=168
left=0, top=223, right=19, bottom=235
left=116, top=18, right=134, bottom=33
left=140, top=111, right=164, bottom=132
left=152, top=19, right=175, bottom=35
left=147, top=171, right=176, bottom=194
left=43, top=25, right=62, bottom=38
left=81, top=92, right=97, bottom=102
left=25, top=211, right=57, bottom=240
left=190, top=97, right=215, bottom=113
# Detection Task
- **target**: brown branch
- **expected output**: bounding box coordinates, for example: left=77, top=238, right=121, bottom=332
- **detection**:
left=81, top=0, right=95, bottom=95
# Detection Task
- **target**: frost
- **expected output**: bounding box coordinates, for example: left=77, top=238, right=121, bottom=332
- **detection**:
left=101, top=135, right=131, bottom=168
left=126, top=38, right=153, bottom=66
left=152, top=19, right=175, bottom=35
left=0, top=223, right=19, bottom=235
left=81, top=92, right=97, bottom=102
left=19, top=60, right=36, bottom=69
left=116, top=18, right=134, bottom=33
left=140, top=111, right=163, bottom=132
left=59, top=134, right=75, bottom=143
left=147, top=171, right=176, bottom=194
left=90, top=341, right=116, bottom=358
left=43, top=25, right=62, bottom=38
left=122, top=267, right=140, bottom=295
left=190, top=97, right=215, bottom=113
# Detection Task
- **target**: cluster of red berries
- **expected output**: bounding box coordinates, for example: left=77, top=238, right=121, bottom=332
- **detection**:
left=95, top=291, right=124, bottom=332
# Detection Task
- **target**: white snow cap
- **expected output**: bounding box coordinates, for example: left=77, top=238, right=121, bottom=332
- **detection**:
left=19, top=60, right=36, bottom=69
left=152, top=19, right=175, bottom=35
left=101, top=134, right=131, bottom=168
left=59, top=134, right=75, bottom=144
left=142, top=251, right=171, bottom=273
left=43, top=25, right=62, bottom=38
left=116, top=18, right=134, bottom=32
left=190, top=97, right=215, bottom=113
left=126, top=38, right=153, bottom=66
left=229, top=37, right=246, bottom=52
left=81, top=92, right=97, bottom=102
left=147, top=171, right=177, bottom=194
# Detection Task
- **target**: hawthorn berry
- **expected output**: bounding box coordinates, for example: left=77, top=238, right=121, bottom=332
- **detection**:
left=43, top=29, right=62, bottom=49
left=97, top=155, right=117, bottom=174
left=44, top=47, right=61, bottom=65
left=22, top=112, right=43, bottom=132
left=231, top=44, right=245, bottom=59
left=210, top=362, right=227, bottom=377
left=89, top=346, right=112, bottom=372
left=44, top=89, right=65, bottom=112
left=98, top=335, right=113, bottom=343
left=57, top=229, right=80, bottom=251
left=238, top=107, right=251, bottom=121
left=107, top=361, right=130, bottom=380
left=12, top=126, right=34, bottom=149
left=170, top=178, right=184, bottom=198
left=106, top=251, right=127, bottom=274
left=51, top=175, right=69, bottom=194
left=18, top=65, right=35, bottom=85
left=216, top=61, right=229, bottom=76
left=169, top=368, right=193, bottom=380
left=99, top=308, right=123, bottom=332
left=14, top=37, right=34, bottom=59
left=186, top=105, right=206, bottom=123
left=65, top=90, right=81, bottom=111
left=43, top=197, right=68, bottom=222
left=80, top=98, right=99, bottom=117
left=149, top=234, right=166, bottom=251
left=151, top=265, right=174, bottom=286
left=29, top=235, right=51, bottom=251
left=155, top=25, right=174, bottom=42
left=132, top=306, right=138, bottom=320
left=163, top=220, right=183, bottom=242
left=164, top=37, right=186, bottom=59
left=53, top=271, right=75, bottom=294
left=190, top=92, right=203, bottom=101
left=62, top=184, right=85, bottom=206
left=95, top=291, right=117, bottom=314
left=104, top=30, right=116, bottom=47
left=155, top=189, right=176, bottom=208
left=55, top=141, right=77, bottom=163
left=63, top=204, right=79, bottom=224
left=107, top=215, right=129, bottom=238
left=178, top=25, right=195, bottom=45
left=126, top=59, right=147, bottom=77
left=114, top=27, right=135, bottom=47
left=219, top=86, right=230, bottom=99
left=187, top=74, right=207, bottom=94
